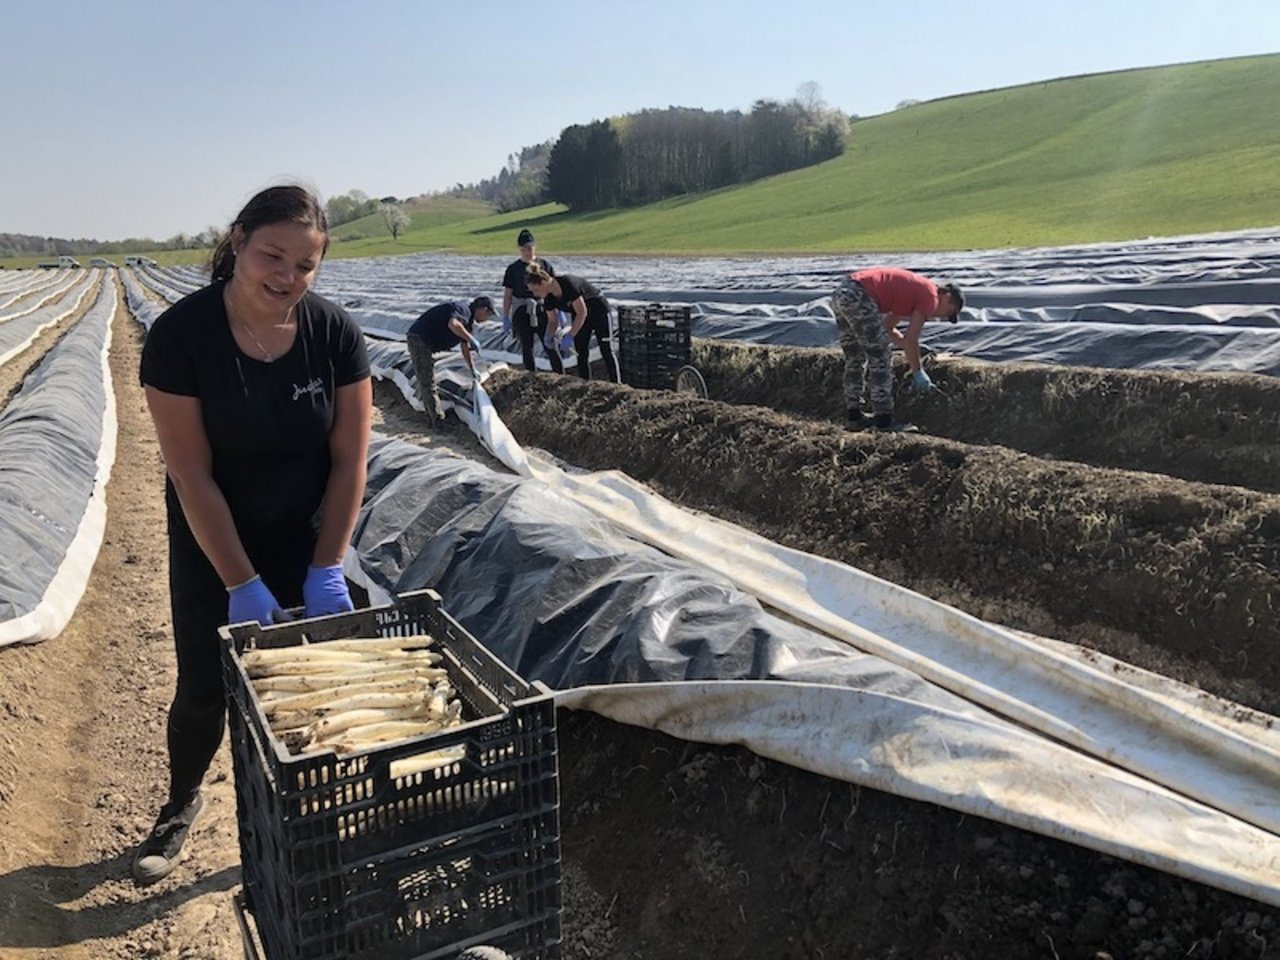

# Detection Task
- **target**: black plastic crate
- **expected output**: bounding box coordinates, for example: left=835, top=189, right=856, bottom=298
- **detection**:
left=617, top=304, right=692, bottom=389
left=220, top=589, right=562, bottom=960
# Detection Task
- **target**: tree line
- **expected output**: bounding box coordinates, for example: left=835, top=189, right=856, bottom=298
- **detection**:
left=0, top=231, right=216, bottom=259
left=450, top=84, right=851, bottom=214
left=546, top=91, right=850, bottom=212
left=450, top=142, right=555, bottom=214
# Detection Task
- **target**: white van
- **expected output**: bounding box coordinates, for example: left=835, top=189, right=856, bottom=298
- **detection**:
left=124, top=256, right=159, bottom=267
left=36, top=256, right=82, bottom=269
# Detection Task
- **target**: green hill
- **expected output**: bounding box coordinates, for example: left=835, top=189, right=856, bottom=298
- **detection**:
left=338, top=53, right=1280, bottom=257
left=328, top=195, right=493, bottom=244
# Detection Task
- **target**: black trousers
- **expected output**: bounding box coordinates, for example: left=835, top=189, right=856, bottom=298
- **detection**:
left=164, top=513, right=311, bottom=803
left=512, top=303, right=563, bottom=373
left=570, top=302, right=620, bottom=381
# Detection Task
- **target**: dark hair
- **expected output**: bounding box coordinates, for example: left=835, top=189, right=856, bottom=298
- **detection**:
left=209, top=184, right=329, bottom=281
left=525, top=264, right=552, bottom=285
left=469, top=296, right=495, bottom=314
left=517, top=228, right=535, bottom=246
left=940, top=282, right=964, bottom=321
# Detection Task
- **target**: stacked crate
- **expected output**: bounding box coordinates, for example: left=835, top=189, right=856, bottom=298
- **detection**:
left=617, top=304, right=692, bottom=390
left=221, top=590, right=561, bottom=960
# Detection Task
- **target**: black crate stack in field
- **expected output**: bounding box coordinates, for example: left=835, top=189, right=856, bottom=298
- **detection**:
left=221, top=590, right=562, bottom=960
left=617, top=304, right=692, bottom=390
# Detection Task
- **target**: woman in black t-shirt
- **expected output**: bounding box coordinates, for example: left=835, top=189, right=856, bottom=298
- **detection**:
left=500, top=228, right=562, bottom=373
left=525, top=265, right=620, bottom=381
left=134, top=185, right=372, bottom=887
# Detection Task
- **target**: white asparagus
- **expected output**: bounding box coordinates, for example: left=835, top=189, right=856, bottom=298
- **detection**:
left=266, top=692, right=433, bottom=731
left=261, top=678, right=436, bottom=716
left=244, top=645, right=439, bottom=668
left=389, top=745, right=468, bottom=778
left=249, top=664, right=447, bottom=693
left=244, top=647, right=376, bottom=666
left=306, top=704, right=435, bottom=741
left=323, top=719, right=448, bottom=752
left=427, top=687, right=452, bottom=718
left=305, top=635, right=435, bottom=654
left=246, top=654, right=442, bottom=681
left=268, top=704, right=417, bottom=734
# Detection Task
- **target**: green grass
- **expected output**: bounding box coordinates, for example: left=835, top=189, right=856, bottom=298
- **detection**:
left=326, top=195, right=495, bottom=254
left=0, top=248, right=208, bottom=270
left=368, top=54, right=1280, bottom=256
left=3, top=54, right=1277, bottom=267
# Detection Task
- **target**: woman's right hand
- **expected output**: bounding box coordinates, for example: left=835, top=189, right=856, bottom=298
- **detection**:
left=227, top=575, right=284, bottom=625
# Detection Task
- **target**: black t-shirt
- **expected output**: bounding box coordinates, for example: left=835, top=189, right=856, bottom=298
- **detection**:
left=502, top=257, right=554, bottom=299
left=541, top=274, right=607, bottom=314
left=407, top=301, right=473, bottom=351
left=139, top=281, right=370, bottom=543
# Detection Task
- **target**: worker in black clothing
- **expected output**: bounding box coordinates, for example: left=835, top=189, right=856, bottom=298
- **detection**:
left=135, top=184, right=372, bottom=886
left=525, top=265, right=619, bottom=382
left=501, top=229, right=562, bottom=373
left=406, top=296, right=497, bottom=423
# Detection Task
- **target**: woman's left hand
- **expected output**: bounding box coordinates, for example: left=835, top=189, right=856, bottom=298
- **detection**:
left=303, top=564, right=355, bottom=618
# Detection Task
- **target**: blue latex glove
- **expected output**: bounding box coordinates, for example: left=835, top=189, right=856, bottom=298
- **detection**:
left=468, top=334, right=482, bottom=353
left=303, top=564, right=354, bottom=618
left=559, top=331, right=575, bottom=358
left=542, top=325, right=557, bottom=351
left=910, top=368, right=935, bottom=394
left=500, top=313, right=511, bottom=335
left=227, top=575, right=284, bottom=626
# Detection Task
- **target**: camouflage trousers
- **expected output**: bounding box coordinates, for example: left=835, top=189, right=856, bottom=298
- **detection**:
left=832, top=277, right=893, bottom=416
left=406, top=333, right=443, bottom=423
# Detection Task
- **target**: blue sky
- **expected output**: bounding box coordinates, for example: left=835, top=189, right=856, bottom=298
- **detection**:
left=1, top=0, right=1276, bottom=240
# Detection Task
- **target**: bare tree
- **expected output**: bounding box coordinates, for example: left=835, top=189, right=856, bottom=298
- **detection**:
left=796, top=81, right=824, bottom=114
left=379, top=203, right=411, bottom=240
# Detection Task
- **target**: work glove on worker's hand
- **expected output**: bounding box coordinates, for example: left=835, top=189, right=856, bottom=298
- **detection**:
left=558, top=330, right=575, bottom=359
left=500, top=313, right=511, bottom=335
left=227, top=575, right=285, bottom=626
left=303, top=564, right=354, bottom=618
left=910, top=368, right=936, bottom=395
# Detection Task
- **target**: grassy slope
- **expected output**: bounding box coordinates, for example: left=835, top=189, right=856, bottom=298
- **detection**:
left=381, top=54, right=1280, bottom=256
left=326, top=195, right=494, bottom=252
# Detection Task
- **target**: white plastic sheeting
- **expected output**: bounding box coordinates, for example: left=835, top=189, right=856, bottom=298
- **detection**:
left=0, top=272, right=72, bottom=312
left=0, top=272, right=96, bottom=361
left=303, top=225, right=1280, bottom=375
left=521, top=451, right=1280, bottom=825
left=0, top=279, right=118, bottom=646
left=347, top=368, right=1280, bottom=907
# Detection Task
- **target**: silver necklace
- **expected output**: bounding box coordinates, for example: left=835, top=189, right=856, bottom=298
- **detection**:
left=237, top=319, right=276, bottom=362
left=225, top=287, right=292, bottom=362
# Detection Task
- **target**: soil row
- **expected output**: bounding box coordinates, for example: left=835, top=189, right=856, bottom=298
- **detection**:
left=694, top=340, right=1280, bottom=493
left=486, top=364, right=1280, bottom=714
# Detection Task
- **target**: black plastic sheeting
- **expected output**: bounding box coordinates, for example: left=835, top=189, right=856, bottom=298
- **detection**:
left=313, top=226, right=1280, bottom=376
left=156, top=227, right=1280, bottom=376
left=351, top=434, right=982, bottom=711
left=0, top=280, right=112, bottom=621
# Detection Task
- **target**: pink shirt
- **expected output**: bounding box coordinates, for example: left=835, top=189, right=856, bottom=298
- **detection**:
left=851, top=268, right=938, bottom=318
